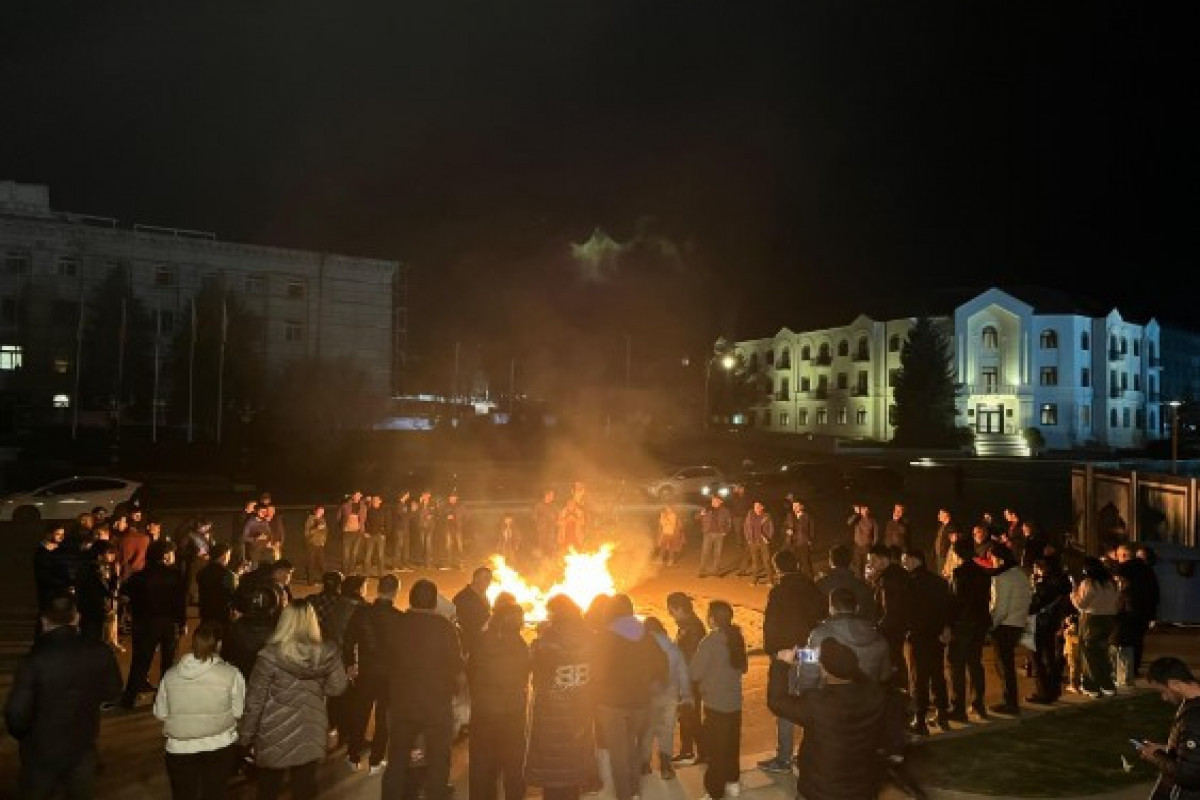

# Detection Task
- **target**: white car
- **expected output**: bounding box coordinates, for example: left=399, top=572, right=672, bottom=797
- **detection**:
left=0, top=476, right=143, bottom=522
left=646, top=465, right=730, bottom=499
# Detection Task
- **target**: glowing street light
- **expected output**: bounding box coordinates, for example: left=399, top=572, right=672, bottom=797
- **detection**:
left=1169, top=400, right=1183, bottom=473
left=703, top=353, right=738, bottom=432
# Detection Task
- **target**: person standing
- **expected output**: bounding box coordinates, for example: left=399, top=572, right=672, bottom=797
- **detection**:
left=242, top=504, right=274, bottom=572
left=902, top=548, right=952, bottom=734
left=467, top=602, right=531, bottom=800
left=933, top=508, right=959, bottom=574
left=122, top=540, right=187, bottom=709
left=1071, top=556, right=1121, bottom=698
left=656, top=504, right=684, bottom=567
left=689, top=601, right=747, bottom=800
left=641, top=616, right=689, bottom=780
left=1027, top=557, right=1071, bottom=705
left=1114, top=542, right=1160, bottom=677
left=33, top=526, right=72, bottom=633
left=532, top=489, right=558, bottom=559
left=453, top=567, right=494, bottom=659
left=525, top=595, right=599, bottom=800
left=1138, top=657, right=1200, bottom=798
left=946, top=537, right=991, bottom=722
left=757, top=550, right=824, bottom=774
left=593, top=594, right=667, bottom=800
left=303, top=505, right=328, bottom=586
left=742, top=501, right=776, bottom=586
left=391, top=492, right=413, bottom=571
left=76, top=540, right=122, bottom=645
left=338, top=492, right=368, bottom=574
left=883, top=504, right=909, bottom=551
left=240, top=601, right=349, bottom=800
left=666, top=592, right=706, bottom=766
left=118, top=514, right=153, bottom=580
left=866, top=545, right=912, bottom=691
left=223, top=586, right=282, bottom=682
left=782, top=501, right=815, bottom=577
left=847, top=503, right=879, bottom=577
left=4, top=596, right=123, bottom=799
left=988, top=544, right=1032, bottom=715
left=153, top=622, right=246, bottom=800
left=442, top=491, right=467, bottom=570
left=415, top=490, right=438, bottom=567
left=197, top=543, right=238, bottom=630
left=381, top=579, right=464, bottom=800
left=697, top=496, right=732, bottom=578
left=815, top=544, right=875, bottom=619
left=343, top=574, right=404, bottom=774
left=497, top=512, right=521, bottom=561
left=363, top=496, right=390, bottom=579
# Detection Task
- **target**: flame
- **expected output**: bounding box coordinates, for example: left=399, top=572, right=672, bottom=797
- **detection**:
left=487, top=543, right=617, bottom=622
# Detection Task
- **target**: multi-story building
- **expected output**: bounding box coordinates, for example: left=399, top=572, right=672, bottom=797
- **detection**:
left=736, top=287, right=1163, bottom=452
left=0, top=180, right=404, bottom=428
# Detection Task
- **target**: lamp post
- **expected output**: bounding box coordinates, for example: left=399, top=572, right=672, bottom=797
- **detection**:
left=703, top=354, right=737, bottom=432
left=1169, top=400, right=1182, bottom=474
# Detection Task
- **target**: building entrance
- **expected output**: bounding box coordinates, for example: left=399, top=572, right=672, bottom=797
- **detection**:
left=977, top=405, right=1003, bottom=434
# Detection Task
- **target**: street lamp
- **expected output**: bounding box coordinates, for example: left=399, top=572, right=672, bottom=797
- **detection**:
left=1169, top=400, right=1183, bottom=473
left=703, top=354, right=737, bottom=432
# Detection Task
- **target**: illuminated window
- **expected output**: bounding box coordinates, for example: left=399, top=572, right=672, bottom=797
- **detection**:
left=816, top=408, right=827, bottom=425
left=1040, top=404, right=1058, bottom=425
left=856, top=408, right=867, bottom=425
left=0, top=344, right=22, bottom=370
left=837, top=407, right=848, bottom=425
left=53, top=358, right=69, bottom=374
left=981, top=326, right=999, bottom=349
left=798, top=409, right=808, bottom=426
left=52, top=394, right=70, bottom=408
left=1040, top=367, right=1058, bottom=386
left=1039, top=330, right=1058, bottom=349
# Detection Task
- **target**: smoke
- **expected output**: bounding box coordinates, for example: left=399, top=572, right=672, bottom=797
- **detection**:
left=568, top=223, right=686, bottom=284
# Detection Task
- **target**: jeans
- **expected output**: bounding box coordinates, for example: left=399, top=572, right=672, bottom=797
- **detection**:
left=304, top=543, right=326, bottom=584
left=342, top=533, right=364, bottom=572
left=362, top=536, right=387, bottom=577
left=468, top=711, right=527, bottom=800
left=991, top=624, right=1023, bottom=709
left=347, top=673, right=391, bottom=765
left=444, top=529, right=463, bottom=568
left=165, top=744, right=239, bottom=800
left=640, top=688, right=679, bottom=766
left=125, top=616, right=178, bottom=702
left=774, top=715, right=794, bottom=764
left=701, top=707, right=741, bottom=800
left=678, top=684, right=704, bottom=757
left=19, top=748, right=96, bottom=800
left=1080, top=614, right=1117, bottom=692
left=1032, top=627, right=1063, bottom=700
left=1111, top=645, right=1134, bottom=688
left=256, top=760, right=318, bottom=800
left=909, top=636, right=948, bottom=717
left=948, top=622, right=985, bottom=712
left=699, top=534, right=725, bottom=576
left=747, top=541, right=775, bottom=583
left=596, top=704, right=648, bottom=800
left=383, top=709, right=454, bottom=800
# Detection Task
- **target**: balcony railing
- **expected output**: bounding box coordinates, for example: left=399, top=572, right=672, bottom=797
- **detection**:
left=777, top=360, right=791, bottom=370
left=852, top=352, right=870, bottom=362
left=814, top=387, right=829, bottom=399
left=965, top=383, right=1020, bottom=395
left=1109, top=387, right=1122, bottom=399
left=1109, top=350, right=1123, bottom=361
left=852, top=386, right=869, bottom=397
left=775, top=392, right=790, bottom=402
left=814, top=354, right=832, bottom=366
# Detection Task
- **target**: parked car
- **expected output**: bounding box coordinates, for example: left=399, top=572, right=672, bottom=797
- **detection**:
left=842, top=465, right=905, bottom=498
left=739, top=461, right=845, bottom=508
left=645, top=465, right=730, bottom=499
left=0, top=476, right=143, bottom=522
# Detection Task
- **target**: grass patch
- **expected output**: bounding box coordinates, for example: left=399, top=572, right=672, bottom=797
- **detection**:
left=906, top=693, right=1172, bottom=797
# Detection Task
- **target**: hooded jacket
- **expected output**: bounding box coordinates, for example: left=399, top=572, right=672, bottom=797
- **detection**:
left=764, top=572, right=825, bottom=655
left=526, top=617, right=598, bottom=789
left=990, top=563, right=1033, bottom=629
left=153, top=654, right=246, bottom=753
left=467, top=627, right=531, bottom=717
left=239, top=642, right=347, bottom=769
left=649, top=630, right=691, bottom=701
left=593, top=615, right=667, bottom=709
left=807, top=614, right=891, bottom=684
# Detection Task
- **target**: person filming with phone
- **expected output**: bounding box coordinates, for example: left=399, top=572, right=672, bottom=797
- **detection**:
left=1140, top=656, right=1200, bottom=799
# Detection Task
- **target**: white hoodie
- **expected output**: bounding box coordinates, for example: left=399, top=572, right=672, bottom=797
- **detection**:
left=153, top=654, right=246, bottom=754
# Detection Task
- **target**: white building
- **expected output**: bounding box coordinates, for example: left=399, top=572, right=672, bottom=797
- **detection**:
left=736, top=287, right=1163, bottom=453
left=0, top=180, right=403, bottom=427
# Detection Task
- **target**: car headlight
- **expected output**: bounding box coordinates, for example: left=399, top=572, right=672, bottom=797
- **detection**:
left=700, top=485, right=711, bottom=496
left=717, top=486, right=731, bottom=498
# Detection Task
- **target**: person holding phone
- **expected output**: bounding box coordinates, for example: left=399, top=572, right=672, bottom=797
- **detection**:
left=1140, top=657, right=1200, bottom=798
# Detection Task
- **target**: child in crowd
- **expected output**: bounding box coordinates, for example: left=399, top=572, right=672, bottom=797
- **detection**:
left=1062, top=614, right=1081, bottom=693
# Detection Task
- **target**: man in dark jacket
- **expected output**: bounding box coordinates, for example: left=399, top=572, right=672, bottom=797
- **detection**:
left=383, top=579, right=464, bottom=800
left=758, top=550, right=825, bottom=773
left=867, top=545, right=912, bottom=690
left=1141, top=657, right=1200, bottom=800
left=697, top=495, right=733, bottom=578
left=467, top=602, right=531, bottom=800
left=781, top=500, right=816, bottom=576
left=121, top=539, right=186, bottom=708
left=309, top=570, right=345, bottom=640
left=196, top=542, right=237, bottom=628
left=5, top=596, right=123, bottom=799
left=222, top=584, right=281, bottom=680
left=767, top=637, right=887, bottom=800
left=903, top=548, right=952, bottom=733
left=946, top=537, right=991, bottom=722
left=815, top=544, right=875, bottom=618
left=667, top=592, right=706, bottom=765
left=453, top=566, right=493, bottom=658
left=592, top=594, right=667, bottom=800
left=1027, top=556, right=1071, bottom=704
left=344, top=573, right=404, bottom=773
left=75, top=540, right=120, bottom=643
left=1115, top=543, right=1160, bottom=676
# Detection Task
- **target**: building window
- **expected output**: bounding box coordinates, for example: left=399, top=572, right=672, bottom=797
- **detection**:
left=1136, top=409, right=1145, bottom=429
left=817, top=343, right=831, bottom=363
left=1040, top=403, right=1058, bottom=425
left=1110, top=409, right=1118, bottom=428
left=779, top=347, right=791, bottom=369
left=244, top=274, right=267, bottom=294
left=1081, top=331, right=1089, bottom=351
left=5, top=251, right=31, bottom=275
left=854, top=337, right=869, bottom=360
left=154, top=264, right=175, bottom=287
left=981, top=326, right=999, bottom=349
left=780, top=412, right=790, bottom=427
left=287, top=279, right=306, bottom=299
left=837, top=407, right=848, bottom=425
left=53, top=357, right=70, bottom=374
left=1123, top=408, right=1131, bottom=428
left=888, top=334, right=901, bottom=353
left=856, top=408, right=867, bottom=425
left=836, top=372, right=848, bottom=390
left=1039, top=330, right=1058, bottom=349
left=1039, top=367, right=1058, bottom=386
left=836, top=340, right=849, bottom=357
left=1133, top=341, right=1140, bottom=357
left=763, top=410, right=772, bottom=427
left=981, top=367, right=998, bottom=392
left=800, top=345, right=811, bottom=361
left=800, top=377, right=811, bottom=392
left=1109, top=334, right=1118, bottom=354
left=855, top=371, right=868, bottom=395
left=1081, top=367, right=1090, bottom=388
left=888, top=405, right=897, bottom=426
left=749, top=353, right=759, bottom=372
left=57, top=257, right=78, bottom=277
left=0, top=344, right=22, bottom=370
left=0, top=296, right=15, bottom=325
left=816, top=408, right=827, bottom=425
left=1134, top=374, right=1141, bottom=391
left=284, top=320, right=306, bottom=343
left=1120, top=372, right=1128, bottom=391
left=1149, top=411, right=1156, bottom=430
left=798, top=409, right=808, bottom=426
left=765, top=349, right=775, bottom=367
left=1120, top=337, right=1128, bottom=354
left=777, top=377, right=790, bottom=401
left=888, top=368, right=899, bottom=388
left=1081, top=406, right=1090, bottom=427
left=52, top=394, right=70, bottom=409
left=1149, top=342, right=1157, bottom=360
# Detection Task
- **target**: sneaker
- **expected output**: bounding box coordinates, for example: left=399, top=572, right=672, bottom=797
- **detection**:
left=1083, top=689, right=1103, bottom=699
left=907, top=720, right=930, bottom=736
left=725, top=782, right=741, bottom=797
left=347, top=757, right=362, bottom=772
left=988, top=703, right=1020, bottom=716
left=369, top=762, right=387, bottom=776
left=671, top=753, right=697, bottom=766
left=1065, top=685, right=1081, bottom=694
left=757, top=758, right=791, bottom=774
left=1099, top=688, right=1117, bottom=697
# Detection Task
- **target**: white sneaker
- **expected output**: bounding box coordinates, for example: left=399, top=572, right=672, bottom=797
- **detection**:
left=347, top=757, right=362, bottom=772
left=726, top=782, right=741, bottom=797
left=369, top=762, right=387, bottom=776
left=1099, top=688, right=1116, bottom=697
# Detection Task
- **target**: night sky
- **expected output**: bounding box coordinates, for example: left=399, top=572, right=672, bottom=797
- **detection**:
left=1, top=2, right=1194, bottom=391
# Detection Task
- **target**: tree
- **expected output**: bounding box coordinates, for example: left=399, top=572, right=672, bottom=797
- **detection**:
left=166, top=278, right=263, bottom=440
left=892, top=318, right=962, bottom=447
left=79, top=263, right=154, bottom=419
left=711, top=337, right=771, bottom=421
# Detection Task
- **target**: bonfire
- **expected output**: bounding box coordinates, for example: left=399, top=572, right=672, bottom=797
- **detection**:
left=486, top=543, right=618, bottom=622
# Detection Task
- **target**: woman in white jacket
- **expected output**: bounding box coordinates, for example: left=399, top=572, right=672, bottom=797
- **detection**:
left=153, top=621, right=247, bottom=799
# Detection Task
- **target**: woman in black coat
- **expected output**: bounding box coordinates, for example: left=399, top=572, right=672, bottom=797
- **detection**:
left=525, top=595, right=598, bottom=800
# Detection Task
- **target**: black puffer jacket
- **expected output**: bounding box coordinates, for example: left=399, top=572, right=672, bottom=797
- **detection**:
left=125, top=562, right=187, bottom=626
left=467, top=628, right=531, bottom=717
left=767, top=659, right=887, bottom=800
left=386, top=610, right=463, bottom=720
left=525, top=618, right=598, bottom=789
left=593, top=616, right=667, bottom=709
left=948, top=559, right=992, bottom=629
left=764, top=572, right=825, bottom=654
left=224, top=614, right=278, bottom=680
left=872, top=563, right=913, bottom=641
left=343, top=599, right=403, bottom=677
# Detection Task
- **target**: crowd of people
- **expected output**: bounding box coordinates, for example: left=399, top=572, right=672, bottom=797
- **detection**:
left=4, top=483, right=1195, bottom=800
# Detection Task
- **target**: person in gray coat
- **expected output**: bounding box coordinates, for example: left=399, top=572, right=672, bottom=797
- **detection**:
left=240, top=599, right=348, bottom=800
